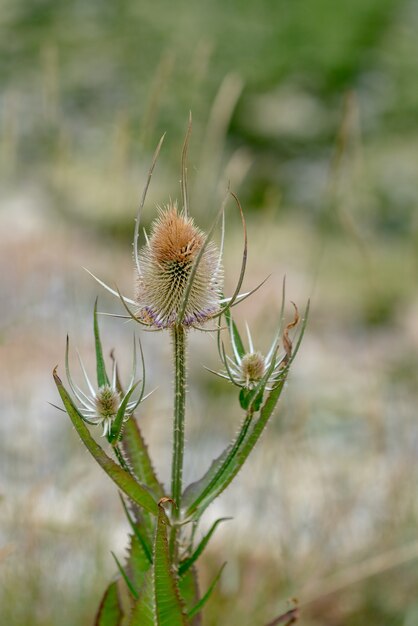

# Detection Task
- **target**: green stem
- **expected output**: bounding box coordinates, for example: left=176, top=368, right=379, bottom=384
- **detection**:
left=114, top=444, right=131, bottom=474
left=171, top=324, right=187, bottom=513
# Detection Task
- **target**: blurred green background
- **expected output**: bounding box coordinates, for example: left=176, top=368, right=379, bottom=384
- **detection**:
left=1, top=0, right=418, bottom=624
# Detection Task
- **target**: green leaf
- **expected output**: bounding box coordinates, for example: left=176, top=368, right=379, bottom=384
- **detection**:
left=128, top=570, right=155, bottom=626
left=179, top=518, right=231, bottom=576
left=123, top=486, right=155, bottom=549
left=109, top=383, right=139, bottom=445
left=182, top=446, right=231, bottom=510
left=178, top=567, right=201, bottom=626
left=122, top=497, right=154, bottom=600
left=121, top=416, right=164, bottom=499
left=239, top=388, right=264, bottom=411
left=126, top=534, right=152, bottom=589
left=154, top=501, right=189, bottom=626
left=112, top=552, right=139, bottom=600
left=115, top=362, right=163, bottom=542
left=128, top=507, right=199, bottom=626
left=184, top=302, right=310, bottom=520
left=120, top=494, right=153, bottom=564
left=183, top=411, right=253, bottom=519
left=95, top=581, right=123, bottom=626
left=188, top=563, right=225, bottom=619
left=119, top=416, right=163, bottom=542
left=94, top=298, right=110, bottom=388
left=186, top=381, right=286, bottom=519
left=239, top=388, right=248, bottom=410
left=54, top=370, right=159, bottom=516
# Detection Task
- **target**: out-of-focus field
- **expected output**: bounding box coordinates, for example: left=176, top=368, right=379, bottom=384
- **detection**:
left=1, top=1, right=418, bottom=624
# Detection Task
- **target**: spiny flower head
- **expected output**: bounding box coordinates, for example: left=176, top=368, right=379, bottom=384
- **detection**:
left=216, top=322, right=287, bottom=393
left=83, top=381, right=125, bottom=438
left=135, top=204, right=223, bottom=328
left=95, top=385, right=120, bottom=420
left=86, top=131, right=253, bottom=330
left=210, top=300, right=300, bottom=410
left=240, top=351, right=266, bottom=389
left=65, top=332, right=147, bottom=439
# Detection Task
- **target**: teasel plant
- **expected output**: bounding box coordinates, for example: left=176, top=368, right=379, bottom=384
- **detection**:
left=53, top=117, right=308, bottom=626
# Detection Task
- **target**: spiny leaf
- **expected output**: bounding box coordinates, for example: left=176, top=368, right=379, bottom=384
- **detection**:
left=178, top=567, right=201, bottom=626
left=185, top=300, right=289, bottom=514
left=112, top=552, right=139, bottom=600
left=123, top=488, right=154, bottom=550
left=94, top=298, right=110, bottom=388
left=179, top=518, right=231, bottom=576
left=183, top=412, right=253, bottom=518
left=186, top=380, right=287, bottom=520
left=188, top=563, right=226, bottom=619
left=94, top=580, right=124, bottom=626
left=182, top=446, right=231, bottom=509
left=120, top=494, right=153, bottom=564
left=54, top=370, right=158, bottom=516
left=184, top=302, right=309, bottom=520
left=154, top=500, right=189, bottom=626
left=114, top=363, right=162, bottom=542
left=182, top=412, right=255, bottom=510
left=121, top=415, right=164, bottom=499
left=128, top=570, right=155, bottom=626
left=210, top=379, right=289, bottom=507
left=116, top=577, right=134, bottom=625
left=125, top=534, right=152, bottom=592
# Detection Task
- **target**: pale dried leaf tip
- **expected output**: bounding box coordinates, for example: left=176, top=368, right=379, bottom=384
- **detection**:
left=283, top=302, right=300, bottom=359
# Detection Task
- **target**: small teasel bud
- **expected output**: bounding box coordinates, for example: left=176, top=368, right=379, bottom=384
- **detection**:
left=135, top=204, right=223, bottom=328
left=95, top=385, right=120, bottom=420
left=211, top=298, right=303, bottom=412
left=64, top=329, right=147, bottom=440
left=240, top=351, right=266, bottom=389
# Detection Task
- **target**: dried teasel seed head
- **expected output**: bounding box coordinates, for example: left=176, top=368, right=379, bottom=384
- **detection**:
left=240, top=351, right=266, bottom=389
left=135, top=204, right=223, bottom=328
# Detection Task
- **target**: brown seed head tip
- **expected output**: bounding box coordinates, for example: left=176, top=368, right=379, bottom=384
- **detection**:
left=135, top=204, right=223, bottom=328
left=151, top=206, right=204, bottom=264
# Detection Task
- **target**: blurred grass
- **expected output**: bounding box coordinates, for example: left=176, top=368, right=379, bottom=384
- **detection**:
left=1, top=0, right=418, bottom=624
